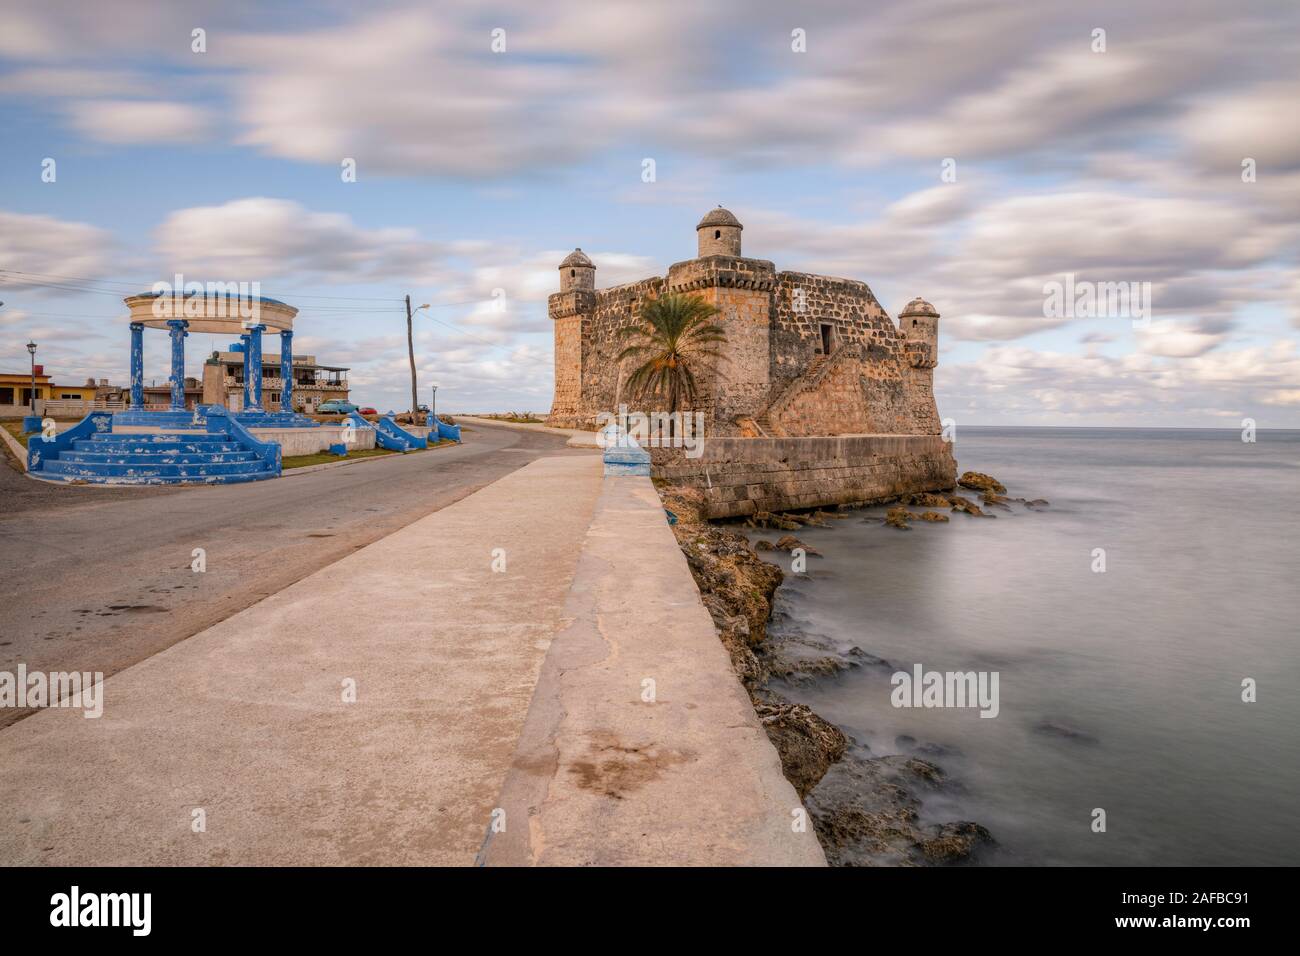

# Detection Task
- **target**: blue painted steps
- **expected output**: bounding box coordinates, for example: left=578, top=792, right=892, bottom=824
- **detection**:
left=27, top=411, right=282, bottom=485
left=347, top=412, right=427, bottom=451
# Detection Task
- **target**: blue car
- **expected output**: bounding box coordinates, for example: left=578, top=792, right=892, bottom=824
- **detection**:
left=317, top=400, right=359, bottom=414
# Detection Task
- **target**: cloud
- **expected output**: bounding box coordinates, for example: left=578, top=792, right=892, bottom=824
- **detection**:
left=0, top=209, right=113, bottom=286
left=1181, top=83, right=1300, bottom=173
left=940, top=340, right=1300, bottom=424
left=152, top=197, right=444, bottom=282
left=65, top=99, right=212, bottom=144
left=1136, top=319, right=1231, bottom=358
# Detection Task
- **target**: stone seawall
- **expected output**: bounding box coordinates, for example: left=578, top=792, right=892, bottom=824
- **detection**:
left=651, top=435, right=957, bottom=518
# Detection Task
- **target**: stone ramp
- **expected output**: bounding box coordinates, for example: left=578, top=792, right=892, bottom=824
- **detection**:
left=479, top=475, right=825, bottom=866
left=0, top=456, right=603, bottom=865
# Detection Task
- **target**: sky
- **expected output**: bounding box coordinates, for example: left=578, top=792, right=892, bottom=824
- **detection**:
left=0, top=0, right=1298, bottom=425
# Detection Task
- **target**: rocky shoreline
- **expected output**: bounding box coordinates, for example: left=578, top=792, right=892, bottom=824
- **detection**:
left=661, top=471, right=1040, bottom=866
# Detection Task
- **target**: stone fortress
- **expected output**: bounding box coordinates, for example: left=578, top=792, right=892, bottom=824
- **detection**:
left=547, top=208, right=958, bottom=516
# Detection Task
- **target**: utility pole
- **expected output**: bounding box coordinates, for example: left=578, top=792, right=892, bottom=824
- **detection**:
left=405, top=294, right=418, bottom=422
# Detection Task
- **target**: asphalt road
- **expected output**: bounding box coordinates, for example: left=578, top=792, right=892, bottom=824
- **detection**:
left=0, top=424, right=590, bottom=728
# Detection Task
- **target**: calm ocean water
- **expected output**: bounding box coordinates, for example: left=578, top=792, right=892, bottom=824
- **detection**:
left=760, top=427, right=1300, bottom=866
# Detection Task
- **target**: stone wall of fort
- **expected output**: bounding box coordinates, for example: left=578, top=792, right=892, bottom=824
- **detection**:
left=546, top=209, right=943, bottom=442
left=650, top=435, right=957, bottom=519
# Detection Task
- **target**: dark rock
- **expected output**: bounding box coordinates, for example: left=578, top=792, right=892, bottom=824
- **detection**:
left=808, top=752, right=993, bottom=866
left=903, top=492, right=951, bottom=507
left=754, top=697, right=848, bottom=799
left=958, top=471, right=1007, bottom=494
left=948, top=495, right=988, bottom=517
left=773, top=534, right=821, bottom=555
left=917, top=821, right=995, bottom=863
left=884, top=506, right=913, bottom=530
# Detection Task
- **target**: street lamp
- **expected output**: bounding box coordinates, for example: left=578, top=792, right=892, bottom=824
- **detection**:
left=430, top=383, right=438, bottom=423
left=26, top=340, right=37, bottom=415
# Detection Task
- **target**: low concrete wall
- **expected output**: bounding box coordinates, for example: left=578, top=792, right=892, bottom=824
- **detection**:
left=248, top=426, right=376, bottom=456
left=394, top=422, right=432, bottom=441
left=651, top=434, right=957, bottom=518
left=112, top=424, right=373, bottom=455
left=480, top=472, right=825, bottom=866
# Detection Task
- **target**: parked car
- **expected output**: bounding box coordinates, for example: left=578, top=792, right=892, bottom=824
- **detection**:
left=357, top=406, right=378, bottom=416
left=317, top=400, right=359, bottom=415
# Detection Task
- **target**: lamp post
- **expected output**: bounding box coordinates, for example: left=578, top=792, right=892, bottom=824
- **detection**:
left=430, top=383, right=438, bottom=423
left=405, top=298, right=430, bottom=422
left=26, top=340, right=37, bottom=415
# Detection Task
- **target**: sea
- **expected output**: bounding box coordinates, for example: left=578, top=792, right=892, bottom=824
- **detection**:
left=757, top=427, right=1300, bottom=865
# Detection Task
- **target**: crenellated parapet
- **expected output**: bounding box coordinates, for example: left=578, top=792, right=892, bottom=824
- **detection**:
left=665, top=255, right=776, bottom=294
left=547, top=289, right=598, bottom=320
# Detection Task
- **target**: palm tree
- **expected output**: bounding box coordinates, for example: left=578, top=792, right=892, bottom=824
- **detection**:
left=615, top=293, right=727, bottom=416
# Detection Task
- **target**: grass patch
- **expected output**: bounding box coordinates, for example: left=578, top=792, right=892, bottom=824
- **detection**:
left=282, top=447, right=397, bottom=469
left=281, top=439, right=456, bottom=470
left=2, top=422, right=32, bottom=448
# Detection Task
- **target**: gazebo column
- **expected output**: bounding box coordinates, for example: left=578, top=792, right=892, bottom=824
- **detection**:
left=128, top=322, right=145, bottom=410
left=240, top=334, right=251, bottom=410
left=280, top=330, right=294, bottom=413
left=166, top=319, right=188, bottom=411
left=247, top=324, right=265, bottom=412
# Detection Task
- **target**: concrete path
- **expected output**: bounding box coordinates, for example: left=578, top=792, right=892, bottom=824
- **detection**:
left=479, top=475, right=825, bottom=866
left=0, top=425, right=583, bottom=728
left=0, top=455, right=604, bottom=865
left=457, top=415, right=600, bottom=447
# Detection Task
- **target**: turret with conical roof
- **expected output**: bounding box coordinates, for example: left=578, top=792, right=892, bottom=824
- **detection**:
left=559, top=248, right=596, bottom=292
left=696, top=206, right=743, bottom=257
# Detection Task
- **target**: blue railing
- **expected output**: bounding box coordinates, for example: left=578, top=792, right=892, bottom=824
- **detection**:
left=429, top=414, right=461, bottom=442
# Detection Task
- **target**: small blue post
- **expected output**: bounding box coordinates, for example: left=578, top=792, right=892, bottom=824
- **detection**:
left=246, top=325, right=265, bottom=412
left=166, top=319, right=188, bottom=410
left=280, top=329, right=294, bottom=413
left=240, top=334, right=251, bottom=410
left=129, top=321, right=145, bottom=410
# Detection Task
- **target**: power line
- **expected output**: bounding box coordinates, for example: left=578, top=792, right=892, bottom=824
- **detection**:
left=0, top=269, right=409, bottom=305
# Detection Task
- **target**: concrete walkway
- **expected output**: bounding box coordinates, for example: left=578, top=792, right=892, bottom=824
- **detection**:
left=0, top=455, right=603, bottom=865
left=0, top=455, right=822, bottom=866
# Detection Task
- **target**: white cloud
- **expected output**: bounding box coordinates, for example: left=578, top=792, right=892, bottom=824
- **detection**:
left=153, top=198, right=443, bottom=282
left=65, top=99, right=211, bottom=144
left=1136, top=320, right=1230, bottom=358
left=0, top=209, right=113, bottom=285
